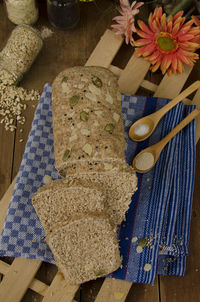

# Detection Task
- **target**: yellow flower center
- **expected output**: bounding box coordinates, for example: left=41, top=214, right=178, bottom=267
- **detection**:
left=156, top=32, right=177, bottom=53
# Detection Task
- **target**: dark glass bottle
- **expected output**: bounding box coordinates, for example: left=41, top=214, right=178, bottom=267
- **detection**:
left=47, top=0, right=80, bottom=30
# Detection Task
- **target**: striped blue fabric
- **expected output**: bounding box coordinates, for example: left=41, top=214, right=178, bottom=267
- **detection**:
left=0, top=85, right=196, bottom=284
left=111, top=95, right=196, bottom=283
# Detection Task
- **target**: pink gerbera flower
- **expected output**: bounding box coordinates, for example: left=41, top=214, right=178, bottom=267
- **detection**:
left=134, top=7, right=200, bottom=75
left=111, top=0, right=144, bottom=46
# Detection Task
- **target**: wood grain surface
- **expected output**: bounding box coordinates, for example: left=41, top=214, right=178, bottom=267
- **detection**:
left=0, top=1, right=200, bottom=301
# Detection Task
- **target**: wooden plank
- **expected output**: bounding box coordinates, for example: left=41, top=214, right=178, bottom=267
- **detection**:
left=153, top=65, right=192, bottom=98
left=0, top=2, right=15, bottom=201
left=118, top=53, right=150, bottom=94
left=85, top=29, right=123, bottom=68
left=183, top=88, right=200, bottom=144
left=126, top=278, right=159, bottom=302
left=94, top=278, right=132, bottom=302
left=0, top=176, right=16, bottom=233
left=141, top=80, right=158, bottom=92
left=0, top=258, right=41, bottom=302
left=42, top=272, right=79, bottom=302
left=0, top=260, right=49, bottom=296
left=109, top=65, right=122, bottom=77
left=0, top=128, right=15, bottom=200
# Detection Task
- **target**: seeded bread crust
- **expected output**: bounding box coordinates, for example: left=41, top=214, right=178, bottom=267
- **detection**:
left=32, top=186, right=105, bottom=234
left=52, top=66, right=126, bottom=177
left=47, top=214, right=121, bottom=284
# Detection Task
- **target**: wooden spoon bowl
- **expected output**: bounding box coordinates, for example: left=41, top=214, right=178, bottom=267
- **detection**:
left=133, top=108, right=200, bottom=173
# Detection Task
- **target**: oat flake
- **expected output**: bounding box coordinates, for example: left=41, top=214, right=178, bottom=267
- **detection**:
left=132, top=237, right=138, bottom=243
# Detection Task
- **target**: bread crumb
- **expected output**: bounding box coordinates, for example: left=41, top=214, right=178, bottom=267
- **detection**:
left=41, top=27, right=53, bottom=39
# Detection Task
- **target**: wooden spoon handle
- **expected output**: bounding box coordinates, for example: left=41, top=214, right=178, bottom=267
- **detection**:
left=158, top=108, right=200, bottom=150
left=154, top=81, right=200, bottom=119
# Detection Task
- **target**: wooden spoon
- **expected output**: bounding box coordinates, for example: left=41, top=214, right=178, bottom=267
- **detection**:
left=129, top=81, right=200, bottom=142
left=132, top=108, right=200, bottom=173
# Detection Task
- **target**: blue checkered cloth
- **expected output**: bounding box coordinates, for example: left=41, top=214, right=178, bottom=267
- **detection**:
left=0, top=84, right=196, bottom=283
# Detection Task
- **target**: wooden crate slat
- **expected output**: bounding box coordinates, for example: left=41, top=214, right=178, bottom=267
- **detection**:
left=0, top=260, right=9, bottom=275
left=94, top=278, right=132, bottom=302
left=141, top=80, right=158, bottom=92
left=118, top=53, right=150, bottom=94
left=191, top=88, right=200, bottom=144
left=85, top=30, right=123, bottom=68
left=109, top=65, right=122, bottom=77
left=0, top=258, right=41, bottom=302
left=42, top=272, right=79, bottom=302
left=183, top=88, right=200, bottom=143
left=153, top=65, right=192, bottom=98
left=0, top=258, right=49, bottom=297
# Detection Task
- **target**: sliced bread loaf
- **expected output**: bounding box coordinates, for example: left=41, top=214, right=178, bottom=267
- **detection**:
left=47, top=214, right=121, bottom=284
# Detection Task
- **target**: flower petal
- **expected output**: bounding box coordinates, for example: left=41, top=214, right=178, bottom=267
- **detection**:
left=173, top=11, right=184, bottom=21
left=160, top=55, right=172, bottom=74
left=137, top=20, right=154, bottom=35
left=192, top=15, right=200, bottom=26
left=136, top=28, right=152, bottom=39
left=161, top=13, right=167, bottom=32
left=178, top=34, right=198, bottom=41
left=151, top=60, right=161, bottom=72
left=148, top=12, right=157, bottom=33
left=136, top=42, right=156, bottom=57
left=131, top=1, right=144, bottom=10
left=177, top=59, right=184, bottom=73
left=134, top=38, right=152, bottom=46
left=171, top=55, right=178, bottom=73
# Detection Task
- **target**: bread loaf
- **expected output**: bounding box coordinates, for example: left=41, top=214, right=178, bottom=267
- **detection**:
left=32, top=65, right=138, bottom=284
left=52, top=66, right=126, bottom=177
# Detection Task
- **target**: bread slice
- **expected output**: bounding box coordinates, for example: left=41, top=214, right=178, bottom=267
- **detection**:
left=47, top=214, right=121, bottom=284
left=52, top=66, right=126, bottom=177
left=32, top=186, right=105, bottom=234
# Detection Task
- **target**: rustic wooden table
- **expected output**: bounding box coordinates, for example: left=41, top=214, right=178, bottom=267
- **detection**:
left=0, top=1, right=200, bottom=301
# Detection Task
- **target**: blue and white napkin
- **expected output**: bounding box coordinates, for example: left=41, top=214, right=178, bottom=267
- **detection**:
left=0, top=84, right=196, bottom=283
